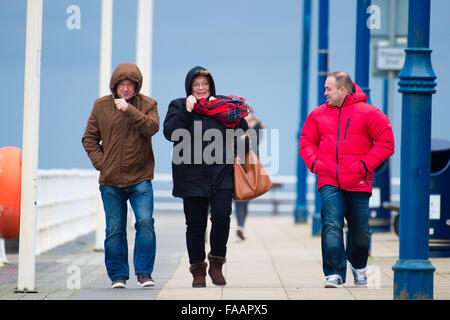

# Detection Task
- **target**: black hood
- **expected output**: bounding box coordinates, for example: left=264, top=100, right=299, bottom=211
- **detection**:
left=184, top=66, right=216, bottom=97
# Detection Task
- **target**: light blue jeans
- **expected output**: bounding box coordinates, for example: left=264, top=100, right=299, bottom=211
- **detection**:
left=319, top=185, right=370, bottom=283
left=99, top=180, right=156, bottom=281
left=234, top=200, right=249, bottom=228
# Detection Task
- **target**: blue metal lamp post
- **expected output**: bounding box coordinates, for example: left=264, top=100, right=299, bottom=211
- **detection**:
left=312, top=0, right=329, bottom=236
left=392, top=0, right=436, bottom=300
left=350, top=0, right=375, bottom=250
left=354, top=0, right=371, bottom=104
left=295, top=0, right=311, bottom=224
left=356, top=0, right=392, bottom=233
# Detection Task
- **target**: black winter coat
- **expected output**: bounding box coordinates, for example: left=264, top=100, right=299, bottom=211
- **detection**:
left=163, top=66, right=248, bottom=198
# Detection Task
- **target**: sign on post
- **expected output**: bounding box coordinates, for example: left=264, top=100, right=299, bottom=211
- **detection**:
left=376, top=47, right=405, bottom=71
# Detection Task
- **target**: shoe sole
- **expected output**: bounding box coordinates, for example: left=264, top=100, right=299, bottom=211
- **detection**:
left=324, top=283, right=343, bottom=288
left=354, top=283, right=367, bottom=287
left=112, top=283, right=126, bottom=289
left=212, top=282, right=226, bottom=286
left=139, top=281, right=155, bottom=288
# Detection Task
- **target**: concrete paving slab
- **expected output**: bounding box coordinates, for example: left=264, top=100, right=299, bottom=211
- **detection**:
left=1, top=214, right=449, bottom=301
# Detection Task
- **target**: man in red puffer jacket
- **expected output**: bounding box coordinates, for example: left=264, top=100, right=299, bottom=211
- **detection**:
left=300, top=71, right=394, bottom=288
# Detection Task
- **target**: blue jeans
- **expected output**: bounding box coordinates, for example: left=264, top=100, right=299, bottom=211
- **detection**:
left=234, top=200, right=248, bottom=228
left=319, top=185, right=370, bottom=283
left=100, top=180, right=156, bottom=281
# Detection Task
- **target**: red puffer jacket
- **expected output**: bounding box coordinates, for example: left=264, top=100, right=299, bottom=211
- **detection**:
left=299, top=83, right=394, bottom=194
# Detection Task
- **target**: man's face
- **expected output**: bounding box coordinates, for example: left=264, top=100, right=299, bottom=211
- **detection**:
left=117, top=79, right=136, bottom=101
left=324, top=77, right=346, bottom=107
left=191, top=75, right=211, bottom=100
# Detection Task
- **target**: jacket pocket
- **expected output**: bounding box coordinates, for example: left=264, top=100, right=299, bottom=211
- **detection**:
left=94, top=154, right=106, bottom=171
left=344, top=118, right=350, bottom=139
left=315, top=159, right=333, bottom=177
left=360, top=160, right=369, bottom=186
left=311, top=159, right=318, bottom=174
left=340, top=160, right=365, bottom=189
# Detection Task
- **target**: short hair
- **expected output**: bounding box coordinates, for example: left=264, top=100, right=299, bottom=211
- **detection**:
left=328, top=71, right=354, bottom=94
left=193, top=70, right=211, bottom=82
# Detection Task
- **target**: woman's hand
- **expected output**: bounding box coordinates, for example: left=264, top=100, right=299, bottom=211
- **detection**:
left=186, top=95, right=197, bottom=112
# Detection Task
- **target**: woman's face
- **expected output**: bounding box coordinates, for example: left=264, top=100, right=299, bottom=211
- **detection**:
left=191, top=75, right=211, bottom=100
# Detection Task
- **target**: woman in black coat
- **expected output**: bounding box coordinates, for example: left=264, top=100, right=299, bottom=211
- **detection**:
left=163, top=66, right=248, bottom=287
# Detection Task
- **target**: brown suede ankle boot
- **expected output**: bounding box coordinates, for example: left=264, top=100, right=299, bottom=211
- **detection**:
left=207, top=253, right=226, bottom=286
left=189, top=262, right=207, bottom=288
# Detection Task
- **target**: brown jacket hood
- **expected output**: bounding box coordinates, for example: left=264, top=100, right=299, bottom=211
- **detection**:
left=83, top=62, right=159, bottom=187
left=110, top=63, right=143, bottom=98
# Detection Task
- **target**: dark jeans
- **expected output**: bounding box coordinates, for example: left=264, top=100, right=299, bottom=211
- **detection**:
left=183, top=189, right=233, bottom=265
left=319, top=185, right=370, bottom=283
left=99, top=180, right=156, bottom=281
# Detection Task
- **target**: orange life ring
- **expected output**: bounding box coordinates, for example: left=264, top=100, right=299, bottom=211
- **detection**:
left=0, top=146, right=21, bottom=239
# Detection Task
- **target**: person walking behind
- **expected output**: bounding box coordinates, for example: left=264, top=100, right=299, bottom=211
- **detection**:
left=82, top=63, right=159, bottom=289
left=300, top=71, right=394, bottom=288
left=234, top=104, right=266, bottom=241
left=163, top=66, right=248, bottom=287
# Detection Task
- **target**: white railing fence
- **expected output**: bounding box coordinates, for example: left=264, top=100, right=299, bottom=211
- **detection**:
left=35, top=169, right=99, bottom=255
left=1, top=170, right=400, bottom=256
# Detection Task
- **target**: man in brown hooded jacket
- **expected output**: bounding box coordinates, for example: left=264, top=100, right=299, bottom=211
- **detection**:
left=82, top=63, right=159, bottom=289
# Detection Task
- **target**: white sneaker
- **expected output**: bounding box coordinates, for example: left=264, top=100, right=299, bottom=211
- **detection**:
left=137, top=274, right=155, bottom=288
left=324, top=274, right=343, bottom=288
left=350, top=265, right=367, bottom=287
left=111, top=277, right=127, bottom=289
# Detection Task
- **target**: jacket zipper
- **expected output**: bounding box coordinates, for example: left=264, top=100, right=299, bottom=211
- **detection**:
left=336, top=107, right=342, bottom=188
left=119, top=113, right=127, bottom=186
left=344, top=118, right=350, bottom=139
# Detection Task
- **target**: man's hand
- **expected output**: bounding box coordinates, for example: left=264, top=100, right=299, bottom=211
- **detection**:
left=114, top=98, right=128, bottom=111
left=186, top=95, right=197, bottom=112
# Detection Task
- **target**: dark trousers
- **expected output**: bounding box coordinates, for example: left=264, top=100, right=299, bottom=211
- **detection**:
left=183, top=189, right=233, bottom=265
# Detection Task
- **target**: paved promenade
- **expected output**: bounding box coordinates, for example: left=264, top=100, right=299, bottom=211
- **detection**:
left=1, top=213, right=449, bottom=300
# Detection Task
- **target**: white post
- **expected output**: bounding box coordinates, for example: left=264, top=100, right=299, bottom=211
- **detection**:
left=94, top=0, right=113, bottom=251
left=136, top=0, right=154, bottom=96
left=0, top=238, right=8, bottom=266
left=99, top=0, right=113, bottom=97
left=16, top=0, right=43, bottom=293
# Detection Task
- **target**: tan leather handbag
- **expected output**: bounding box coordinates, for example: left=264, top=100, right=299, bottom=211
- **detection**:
left=233, top=149, right=272, bottom=201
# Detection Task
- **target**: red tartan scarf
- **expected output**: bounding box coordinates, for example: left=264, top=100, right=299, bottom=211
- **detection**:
left=193, top=95, right=248, bottom=128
